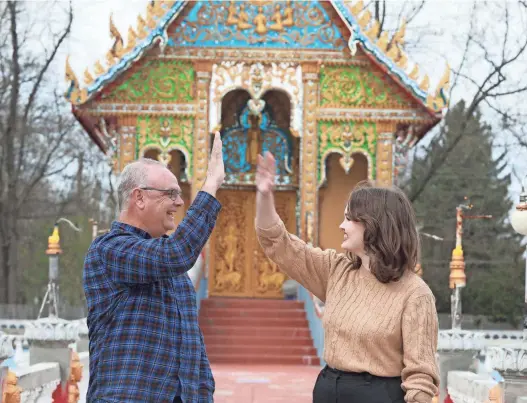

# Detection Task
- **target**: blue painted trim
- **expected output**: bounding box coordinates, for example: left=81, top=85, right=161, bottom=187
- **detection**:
left=298, top=285, right=325, bottom=366
left=85, top=0, right=188, bottom=98
left=329, top=0, right=428, bottom=103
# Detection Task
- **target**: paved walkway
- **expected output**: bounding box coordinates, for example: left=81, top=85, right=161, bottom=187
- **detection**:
left=211, top=364, right=320, bottom=403
left=77, top=364, right=320, bottom=402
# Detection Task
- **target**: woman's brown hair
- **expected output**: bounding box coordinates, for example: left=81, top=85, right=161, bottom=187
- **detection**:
left=345, top=181, right=420, bottom=283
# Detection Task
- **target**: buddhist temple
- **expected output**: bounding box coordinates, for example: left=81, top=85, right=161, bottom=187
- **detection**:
left=65, top=0, right=449, bottom=364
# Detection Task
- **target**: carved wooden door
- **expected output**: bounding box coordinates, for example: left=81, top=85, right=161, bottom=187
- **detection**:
left=208, top=189, right=296, bottom=298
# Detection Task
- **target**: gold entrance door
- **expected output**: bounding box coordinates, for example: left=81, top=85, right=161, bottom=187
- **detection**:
left=208, top=189, right=296, bottom=298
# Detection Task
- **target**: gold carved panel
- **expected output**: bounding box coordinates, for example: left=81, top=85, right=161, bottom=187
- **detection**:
left=209, top=189, right=297, bottom=298
left=251, top=190, right=296, bottom=299
left=209, top=190, right=252, bottom=297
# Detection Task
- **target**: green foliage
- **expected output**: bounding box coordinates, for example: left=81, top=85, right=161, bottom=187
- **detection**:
left=410, top=101, right=524, bottom=326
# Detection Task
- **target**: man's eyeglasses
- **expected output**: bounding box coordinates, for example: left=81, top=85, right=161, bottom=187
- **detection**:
left=139, top=187, right=183, bottom=201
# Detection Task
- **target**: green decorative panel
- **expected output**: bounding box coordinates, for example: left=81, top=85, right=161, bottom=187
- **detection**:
left=136, top=115, right=194, bottom=178
left=318, top=120, right=377, bottom=184
left=319, top=65, right=406, bottom=108
left=100, top=60, right=195, bottom=103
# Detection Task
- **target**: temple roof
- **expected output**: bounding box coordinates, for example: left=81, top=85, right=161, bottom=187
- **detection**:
left=65, top=0, right=450, bottom=115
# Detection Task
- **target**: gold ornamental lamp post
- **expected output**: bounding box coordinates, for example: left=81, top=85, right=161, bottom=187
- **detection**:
left=37, top=218, right=81, bottom=319
left=449, top=198, right=492, bottom=330
left=38, top=224, right=63, bottom=319
left=509, top=177, right=527, bottom=342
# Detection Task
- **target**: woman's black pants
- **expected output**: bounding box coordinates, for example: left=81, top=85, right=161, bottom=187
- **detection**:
left=313, top=365, right=405, bottom=403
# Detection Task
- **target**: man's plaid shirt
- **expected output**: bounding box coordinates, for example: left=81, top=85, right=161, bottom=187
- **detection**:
left=83, top=191, right=221, bottom=403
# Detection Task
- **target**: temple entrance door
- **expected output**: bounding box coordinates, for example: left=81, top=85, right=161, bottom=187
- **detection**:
left=208, top=88, right=299, bottom=299
left=208, top=189, right=296, bottom=298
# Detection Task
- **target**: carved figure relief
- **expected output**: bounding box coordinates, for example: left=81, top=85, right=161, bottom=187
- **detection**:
left=169, top=1, right=344, bottom=50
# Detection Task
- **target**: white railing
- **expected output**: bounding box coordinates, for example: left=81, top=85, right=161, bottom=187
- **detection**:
left=447, top=371, right=503, bottom=403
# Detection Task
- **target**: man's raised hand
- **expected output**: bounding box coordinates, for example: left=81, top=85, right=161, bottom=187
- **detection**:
left=202, top=132, right=225, bottom=197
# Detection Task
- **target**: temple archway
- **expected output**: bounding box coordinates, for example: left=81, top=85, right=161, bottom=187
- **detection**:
left=209, top=89, right=298, bottom=299
left=318, top=152, right=368, bottom=252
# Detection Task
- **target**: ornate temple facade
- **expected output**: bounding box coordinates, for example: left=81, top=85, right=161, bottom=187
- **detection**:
left=66, top=0, right=449, bottom=300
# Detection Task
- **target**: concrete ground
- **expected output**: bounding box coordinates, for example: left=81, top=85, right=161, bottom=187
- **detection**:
left=77, top=364, right=320, bottom=402
left=211, top=364, right=320, bottom=403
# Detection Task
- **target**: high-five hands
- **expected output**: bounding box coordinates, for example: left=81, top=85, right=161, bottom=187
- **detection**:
left=256, top=152, right=276, bottom=196
left=202, top=132, right=225, bottom=197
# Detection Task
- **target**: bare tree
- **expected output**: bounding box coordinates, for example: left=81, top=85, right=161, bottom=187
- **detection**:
left=0, top=1, right=74, bottom=303
left=407, top=0, right=527, bottom=202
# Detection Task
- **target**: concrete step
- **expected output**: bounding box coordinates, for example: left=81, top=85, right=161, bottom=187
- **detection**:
left=205, top=344, right=317, bottom=356
left=206, top=352, right=320, bottom=366
left=203, top=334, right=314, bottom=346
left=200, top=325, right=312, bottom=338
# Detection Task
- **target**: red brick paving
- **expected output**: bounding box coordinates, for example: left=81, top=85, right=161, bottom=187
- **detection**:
left=210, top=364, right=321, bottom=403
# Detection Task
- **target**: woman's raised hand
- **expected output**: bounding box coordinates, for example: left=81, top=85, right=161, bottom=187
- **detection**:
left=256, top=152, right=276, bottom=195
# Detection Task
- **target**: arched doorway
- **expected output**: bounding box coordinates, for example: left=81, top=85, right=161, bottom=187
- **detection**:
left=318, top=152, right=368, bottom=252
left=208, top=89, right=298, bottom=299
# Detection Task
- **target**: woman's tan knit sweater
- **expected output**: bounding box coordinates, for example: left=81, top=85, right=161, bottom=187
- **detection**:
left=256, top=219, right=440, bottom=403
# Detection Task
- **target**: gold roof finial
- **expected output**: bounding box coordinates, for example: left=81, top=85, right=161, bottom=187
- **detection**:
left=350, top=0, right=364, bottom=15
left=365, top=19, right=380, bottom=41
left=137, top=15, right=148, bottom=40
left=358, top=9, right=372, bottom=29
left=65, top=56, right=79, bottom=88
left=387, top=44, right=399, bottom=60
left=46, top=224, right=63, bottom=255
left=145, top=2, right=158, bottom=29
left=396, top=51, right=408, bottom=69
left=409, top=64, right=419, bottom=80
left=419, top=74, right=430, bottom=92
left=148, top=1, right=166, bottom=18
left=376, top=31, right=389, bottom=52
left=391, top=19, right=407, bottom=46
left=84, top=68, right=94, bottom=85
left=94, top=60, right=105, bottom=75
left=125, top=26, right=138, bottom=53
left=109, top=13, right=124, bottom=58
left=435, top=63, right=451, bottom=98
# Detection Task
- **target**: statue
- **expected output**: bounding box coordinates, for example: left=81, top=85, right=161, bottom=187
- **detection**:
left=223, top=223, right=238, bottom=272
left=269, top=4, right=284, bottom=31
left=236, top=4, right=252, bottom=30
left=253, top=6, right=267, bottom=35
left=246, top=114, right=262, bottom=167
left=227, top=1, right=238, bottom=25
left=2, top=371, right=21, bottom=403
left=282, top=1, right=294, bottom=27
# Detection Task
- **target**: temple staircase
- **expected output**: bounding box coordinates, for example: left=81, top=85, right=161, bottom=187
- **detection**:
left=199, top=298, right=320, bottom=365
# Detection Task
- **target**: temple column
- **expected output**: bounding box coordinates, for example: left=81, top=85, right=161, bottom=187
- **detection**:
left=191, top=61, right=213, bottom=200
left=376, top=122, right=396, bottom=186
left=300, top=63, right=320, bottom=244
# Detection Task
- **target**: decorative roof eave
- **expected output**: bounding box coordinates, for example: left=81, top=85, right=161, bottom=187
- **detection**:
left=330, top=0, right=450, bottom=116
left=65, top=0, right=187, bottom=106
left=65, top=0, right=450, bottom=117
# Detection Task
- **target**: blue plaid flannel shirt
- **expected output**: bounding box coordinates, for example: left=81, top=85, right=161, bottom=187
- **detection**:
left=83, top=191, right=221, bottom=403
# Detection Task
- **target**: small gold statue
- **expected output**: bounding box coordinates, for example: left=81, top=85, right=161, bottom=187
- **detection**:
left=237, top=4, right=252, bottom=30
left=227, top=1, right=238, bottom=25
left=253, top=6, right=267, bottom=35
left=282, top=1, right=294, bottom=27
left=269, top=4, right=283, bottom=31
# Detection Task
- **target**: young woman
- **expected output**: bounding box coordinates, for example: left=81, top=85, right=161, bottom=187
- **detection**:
left=255, top=152, right=439, bottom=403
